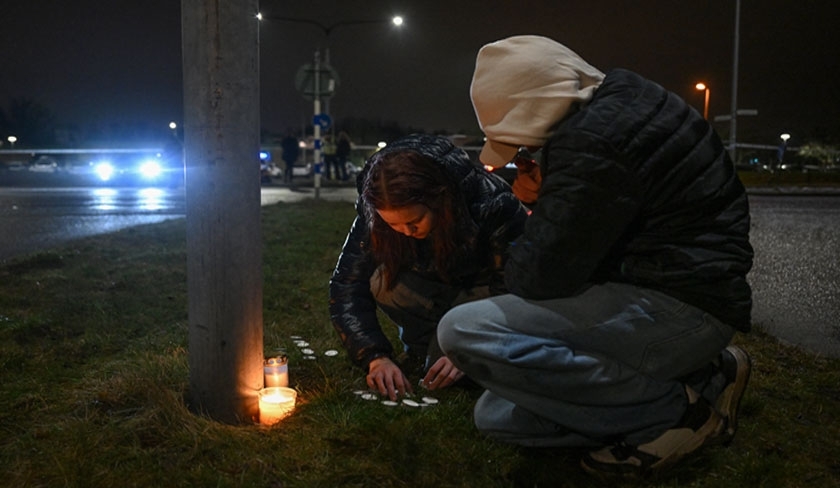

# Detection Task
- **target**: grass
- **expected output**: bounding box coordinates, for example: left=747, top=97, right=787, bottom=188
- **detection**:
left=1, top=198, right=839, bottom=487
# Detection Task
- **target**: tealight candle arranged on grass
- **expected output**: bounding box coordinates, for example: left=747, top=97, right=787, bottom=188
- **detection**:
left=259, top=387, right=297, bottom=425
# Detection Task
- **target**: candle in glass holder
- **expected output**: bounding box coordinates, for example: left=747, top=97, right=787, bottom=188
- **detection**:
left=259, top=387, right=297, bottom=425
left=264, top=355, right=288, bottom=387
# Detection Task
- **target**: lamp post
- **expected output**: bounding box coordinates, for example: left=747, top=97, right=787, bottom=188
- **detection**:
left=778, top=133, right=791, bottom=166
left=258, top=13, right=403, bottom=198
left=7, top=136, right=17, bottom=149
left=264, top=15, right=403, bottom=38
left=261, top=14, right=404, bottom=116
left=695, top=83, right=710, bottom=120
left=168, top=121, right=178, bottom=140
left=729, top=0, right=741, bottom=160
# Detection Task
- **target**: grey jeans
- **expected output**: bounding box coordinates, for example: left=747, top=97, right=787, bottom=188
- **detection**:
left=437, top=282, right=735, bottom=447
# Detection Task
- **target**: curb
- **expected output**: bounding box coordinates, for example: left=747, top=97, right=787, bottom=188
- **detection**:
left=746, top=186, right=840, bottom=196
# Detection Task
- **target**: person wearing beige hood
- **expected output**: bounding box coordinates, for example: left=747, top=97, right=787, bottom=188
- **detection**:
left=437, top=35, right=754, bottom=478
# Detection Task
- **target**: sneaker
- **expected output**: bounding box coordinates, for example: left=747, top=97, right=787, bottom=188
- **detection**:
left=711, top=345, right=751, bottom=445
left=580, top=387, right=724, bottom=478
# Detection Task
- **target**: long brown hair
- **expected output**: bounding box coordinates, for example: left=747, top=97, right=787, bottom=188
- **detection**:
left=361, top=149, right=474, bottom=288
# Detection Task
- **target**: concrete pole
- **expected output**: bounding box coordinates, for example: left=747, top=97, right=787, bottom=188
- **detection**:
left=182, top=0, right=264, bottom=424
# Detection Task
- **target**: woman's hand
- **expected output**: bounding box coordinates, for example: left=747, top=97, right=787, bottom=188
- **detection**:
left=366, top=356, right=413, bottom=401
left=421, top=356, right=465, bottom=390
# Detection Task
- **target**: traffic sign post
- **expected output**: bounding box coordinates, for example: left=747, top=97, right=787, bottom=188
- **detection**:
left=314, top=113, right=332, bottom=130
left=294, top=63, right=339, bottom=101
left=295, top=51, right=340, bottom=199
left=313, top=96, right=322, bottom=200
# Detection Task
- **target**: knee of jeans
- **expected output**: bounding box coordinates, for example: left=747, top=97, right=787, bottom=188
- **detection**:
left=436, top=316, right=457, bottom=355
left=437, top=305, right=471, bottom=354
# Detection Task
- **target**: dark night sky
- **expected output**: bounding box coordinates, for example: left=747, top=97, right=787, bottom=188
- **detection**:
left=1, top=1, right=839, bottom=146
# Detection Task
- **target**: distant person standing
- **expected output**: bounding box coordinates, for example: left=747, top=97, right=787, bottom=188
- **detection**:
left=280, top=132, right=300, bottom=184
left=335, top=131, right=352, bottom=181
left=322, top=134, right=340, bottom=180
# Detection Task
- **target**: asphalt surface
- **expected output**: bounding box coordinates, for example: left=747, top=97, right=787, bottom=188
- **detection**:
left=746, top=192, right=840, bottom=359
left=260, top=184, right=358, bottom=205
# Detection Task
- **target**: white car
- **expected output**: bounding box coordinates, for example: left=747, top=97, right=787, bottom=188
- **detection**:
left=28, top=156, right=59, bottom=172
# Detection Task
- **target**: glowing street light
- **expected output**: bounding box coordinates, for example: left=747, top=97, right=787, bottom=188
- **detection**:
left=695, top=83, right=710, bottom=120
left=258, top=12, right=404, bottom=198
left=778, top=133, right=791, bottom=165
left=7, top=135, right=17, bottom=148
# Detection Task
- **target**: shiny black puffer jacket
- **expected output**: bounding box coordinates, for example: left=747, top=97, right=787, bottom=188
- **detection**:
left=329, top=134, right=528, bottom=369
left=506, top=69, right=754, bottom=331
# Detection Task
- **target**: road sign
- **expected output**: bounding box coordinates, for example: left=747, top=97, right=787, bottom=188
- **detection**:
left=295, top=63, right=340, bottom=101
left=313, top=113, right=332, bottom=130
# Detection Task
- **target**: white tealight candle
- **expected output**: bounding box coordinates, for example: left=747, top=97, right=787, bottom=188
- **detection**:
left=259, top=387, right=297, bottom=425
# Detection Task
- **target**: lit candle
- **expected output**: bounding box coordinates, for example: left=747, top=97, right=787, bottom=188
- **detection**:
left=264, top=355, right=289, bottom=387
left=259, top=387, right=297, bottom=425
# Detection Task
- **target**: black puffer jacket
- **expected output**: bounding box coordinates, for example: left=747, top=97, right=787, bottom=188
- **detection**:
left=329, top=134, right=528, bottom=368
left=506, top=69, right=754, bottom=331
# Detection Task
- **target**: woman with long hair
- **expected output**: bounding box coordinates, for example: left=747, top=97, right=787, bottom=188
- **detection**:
left=329, top=134, right=527, bottom=401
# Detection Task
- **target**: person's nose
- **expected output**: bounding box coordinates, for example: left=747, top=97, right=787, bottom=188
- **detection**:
left=398, top=224, right=416, bottom=237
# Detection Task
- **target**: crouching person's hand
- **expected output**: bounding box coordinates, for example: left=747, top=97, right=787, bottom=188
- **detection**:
left=367, top=356, right=413, bottom=401
left=421, top=356, right=465, bottom=390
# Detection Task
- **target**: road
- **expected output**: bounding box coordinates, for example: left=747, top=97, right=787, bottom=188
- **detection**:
left=0, top=185, right=837, bottom=358
left=747, top=194, right=840, bottom=358
left=0, top=186, right=186, bottom=261
left=0, top=185, right=357, bottom=262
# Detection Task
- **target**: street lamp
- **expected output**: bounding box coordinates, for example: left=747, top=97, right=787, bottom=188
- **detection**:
left=695, top=83, right=710, bottom=120
left=260, top=14, right=404, bottom=37
left=729, top=0, right=741, bottom=158
left=258, top=13, right=404, bottom=112
left=258, top=13, right=404, bottom=198
left=777, top=133, right=791, bottom=167
left=7, top=136, right=17, bottom=149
